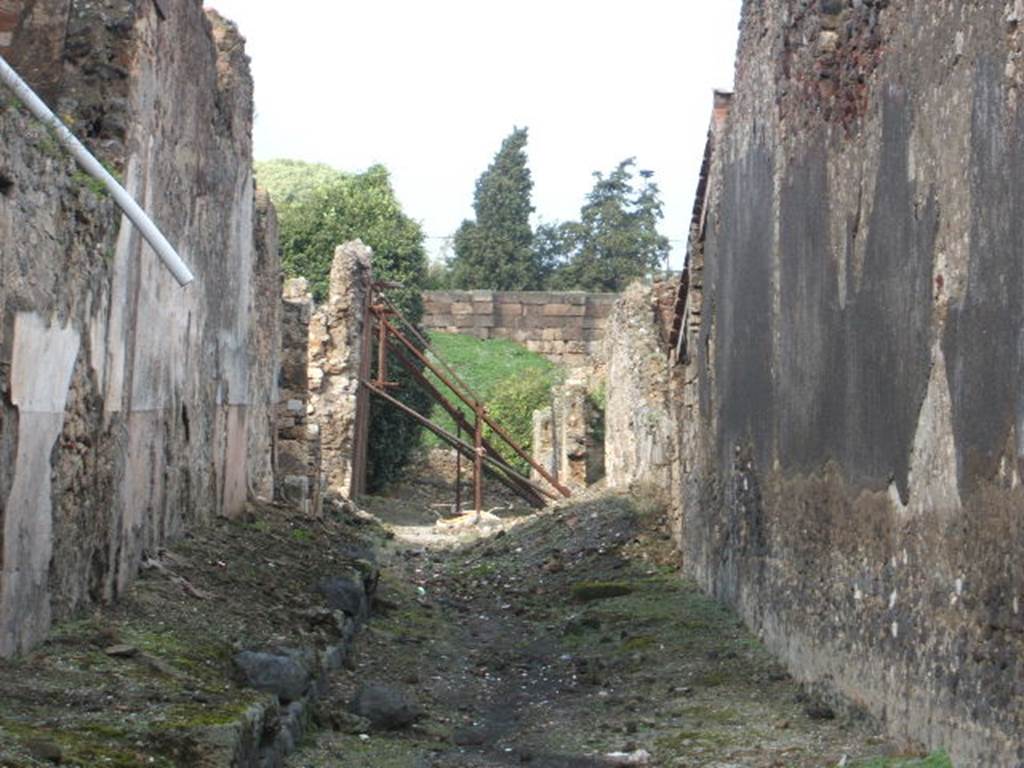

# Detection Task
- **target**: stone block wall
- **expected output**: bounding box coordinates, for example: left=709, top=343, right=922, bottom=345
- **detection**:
left=0, top=1, right=279, bottom=657
left=670, top=1, right=1024, bottom=764
left=0, top=0, right=70, bottom=101
left=423, top=290, right=617, bottom=367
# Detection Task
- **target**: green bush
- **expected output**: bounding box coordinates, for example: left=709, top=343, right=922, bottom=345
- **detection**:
left=485, top=368, right=557, bottom=471
left=852, top=753, right=952, bottom=768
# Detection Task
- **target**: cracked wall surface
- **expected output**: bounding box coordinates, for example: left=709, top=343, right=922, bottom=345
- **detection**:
left=0, top=0, right=279, bottom=656
left=673, top=1, right=1024, bottom=764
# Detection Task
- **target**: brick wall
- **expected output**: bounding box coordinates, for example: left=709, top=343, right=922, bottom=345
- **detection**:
left=422, top=290, right=618, bottom=367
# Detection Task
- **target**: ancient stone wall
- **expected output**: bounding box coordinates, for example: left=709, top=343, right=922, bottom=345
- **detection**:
left=672, top=1, right=1024, bottom=763
left=0, top=0, right=70, bottom=101
left=423, top=290, right=616, bottom=367
left=0, top=0, right=279, bottom=656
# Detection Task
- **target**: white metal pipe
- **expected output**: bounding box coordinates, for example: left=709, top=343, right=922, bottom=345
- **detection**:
left=0, top=53, right=195, bottom=286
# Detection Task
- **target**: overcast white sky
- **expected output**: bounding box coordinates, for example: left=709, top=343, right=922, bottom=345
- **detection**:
left=203, top=1, right=742, bottom=269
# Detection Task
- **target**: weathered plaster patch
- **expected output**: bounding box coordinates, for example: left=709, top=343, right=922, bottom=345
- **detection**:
left=117, top=410, right=163, bottom=595
left=0, top=312, right=80, bottom=656
left=222, top=405, right=249, bottom=519
left=906, top=342, right=961, bottom=518
left=103, top=153, right=145, bottom=419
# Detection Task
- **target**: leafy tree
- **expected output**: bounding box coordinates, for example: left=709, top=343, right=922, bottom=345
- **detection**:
left=545, top=159, right=670, bottom=292
left=256, top=159, right=430, bottom=491
left=450, top=127, right=542, bottom=290
left=257, top=160, right=426, bottom=306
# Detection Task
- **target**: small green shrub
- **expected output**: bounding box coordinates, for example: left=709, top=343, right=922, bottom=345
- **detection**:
left=485, top=367, right=556, bottom=471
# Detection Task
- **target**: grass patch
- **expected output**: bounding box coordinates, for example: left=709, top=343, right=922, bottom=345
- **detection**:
left=690, top=668, right=731, bottom=688
left=422, top=332, right=560, bottom=472
left=0, top=718, right=177, bottom=768
left=656, top=727, right=737, bottom=752
left=318, top=734, right=434, bottom=767
left=73, top=169, right=107, bottom=196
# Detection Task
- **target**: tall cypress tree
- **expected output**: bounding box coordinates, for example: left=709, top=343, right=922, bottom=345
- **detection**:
left=450, top=127, right=540, bottom=290
left=546, top=158, right=669, bottom=292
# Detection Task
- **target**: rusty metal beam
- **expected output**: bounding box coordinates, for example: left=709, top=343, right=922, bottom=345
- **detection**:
left=377, top=292, right=486, bottom=406
left=380, top=315, right=571, bottom=498
left=455, top=424, right=463, bottom=513
left=360, top=379, right=558, bottom=502
left=474, top=407, right=483, bottom=513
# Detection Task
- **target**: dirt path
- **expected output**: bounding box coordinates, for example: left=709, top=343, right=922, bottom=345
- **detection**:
left=291, top=491, right=916, bottom=768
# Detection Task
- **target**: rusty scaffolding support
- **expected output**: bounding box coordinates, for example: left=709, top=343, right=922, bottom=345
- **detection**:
left=355, top=283, right=570, bottom=512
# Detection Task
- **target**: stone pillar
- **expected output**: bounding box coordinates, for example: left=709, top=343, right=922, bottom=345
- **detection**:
left=276, top=278, right=322, bottom=516
left=603, top=282, right=675, bottom=494
left=531, top=406, right=556, bottom=484
left=531, top=371, right=604, bottom=492
left=246, top=189, right=282, bottom=501
left=308, top=241, right=372, bottom=498
left=553, top=374, right=595, bottom=490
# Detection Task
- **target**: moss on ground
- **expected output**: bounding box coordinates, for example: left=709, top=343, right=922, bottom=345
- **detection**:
left=0, top=718, right=178, bottom=768
left=319, top=733, right=436, bottom=767
left=0, top=501, right=386, bottom=766
left=570, top=580, right=634, bottom=602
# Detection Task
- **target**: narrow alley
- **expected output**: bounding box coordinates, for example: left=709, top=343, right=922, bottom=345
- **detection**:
left=295, top=486, right=905, bottom=767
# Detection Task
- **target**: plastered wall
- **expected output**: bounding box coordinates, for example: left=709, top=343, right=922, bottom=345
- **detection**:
left=0, top=0, right=279, bottom=656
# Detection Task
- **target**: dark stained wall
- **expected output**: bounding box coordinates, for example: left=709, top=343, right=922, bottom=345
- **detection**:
left=675, top=2, right=1024, bottom=764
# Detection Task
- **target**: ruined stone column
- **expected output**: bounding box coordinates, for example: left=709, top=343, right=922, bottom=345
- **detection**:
left=531, top=406, right=556, bottom=485
left=603, top=282, right=675, bottom=495
left=531, top=371, right=604, bottom=492
left=554, top=374, right=592, bottom=491
left=308, top=241, right=372, bottom=499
